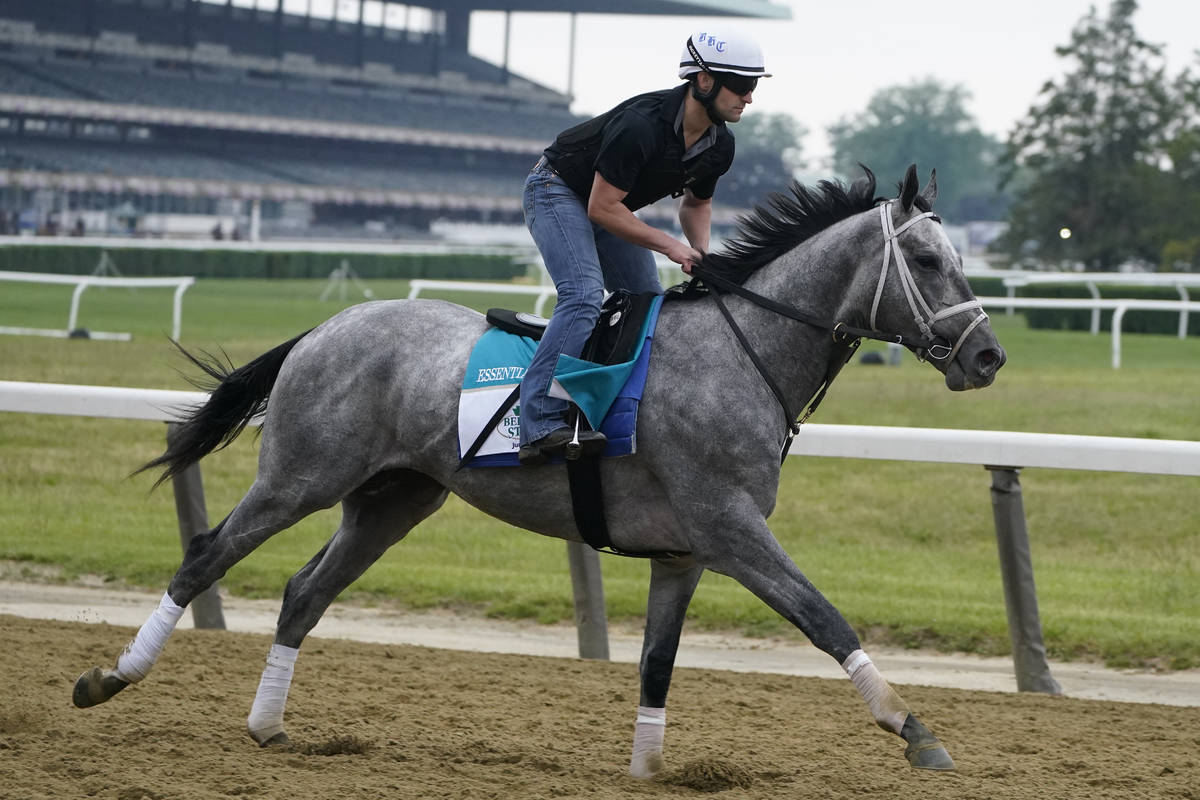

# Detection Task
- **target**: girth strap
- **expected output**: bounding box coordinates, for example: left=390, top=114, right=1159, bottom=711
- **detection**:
left=567, top=455, right=610, bottom=550
left=567, top=452, right=690, bottom=559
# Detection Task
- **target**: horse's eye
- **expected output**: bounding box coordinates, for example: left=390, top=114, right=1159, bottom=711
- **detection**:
left=914, top=254, right=940, bottom=270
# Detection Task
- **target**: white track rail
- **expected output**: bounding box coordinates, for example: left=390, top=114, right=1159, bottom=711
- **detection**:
left=977, top=295, right=1200, bottom=367
left=0, top=270, right=194, bottom=341
left=1, top=380, right=1196, bottom=475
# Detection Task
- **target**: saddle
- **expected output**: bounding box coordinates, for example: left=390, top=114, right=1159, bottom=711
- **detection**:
left=485, top=289, right=659, bottom=366
left=461, top=290, right=664, bottom=557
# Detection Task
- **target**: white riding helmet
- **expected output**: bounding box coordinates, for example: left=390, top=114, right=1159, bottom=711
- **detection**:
left=677, top=30, right=771, bottom=79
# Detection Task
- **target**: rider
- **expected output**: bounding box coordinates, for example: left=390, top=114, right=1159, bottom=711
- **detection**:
left=518, top=29, right=770, bottom=465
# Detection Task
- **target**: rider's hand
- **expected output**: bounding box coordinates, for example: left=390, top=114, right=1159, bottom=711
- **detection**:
left=666, top=242, right=704, bottom=275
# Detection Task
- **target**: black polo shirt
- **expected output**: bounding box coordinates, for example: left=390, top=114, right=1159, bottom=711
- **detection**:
left=543, top=83, right=735, bottom=212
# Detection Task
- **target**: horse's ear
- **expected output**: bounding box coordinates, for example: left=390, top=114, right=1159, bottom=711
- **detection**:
left=899, top=164, right=919, bottom=211
left=920, top=169, right=938, bottom=207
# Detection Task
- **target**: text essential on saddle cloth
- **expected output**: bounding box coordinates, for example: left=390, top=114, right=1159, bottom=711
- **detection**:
left=690, top=199, right=987, bottom=460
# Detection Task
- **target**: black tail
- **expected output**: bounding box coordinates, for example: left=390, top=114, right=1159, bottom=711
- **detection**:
left=137, top=330, right=312, bottom=487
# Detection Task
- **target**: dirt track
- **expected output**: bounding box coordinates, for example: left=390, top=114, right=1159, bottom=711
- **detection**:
left=2, top=615, right=1197, bottom=800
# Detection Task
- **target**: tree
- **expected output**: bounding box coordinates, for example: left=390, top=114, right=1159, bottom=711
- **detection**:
left=719, top=112, right=808, bottom=208
left=827, top=78, right=1007, bottom=221
left=998, top=0, right=1182, bottom=270
left=1157, top=55, right=1200, bottom=270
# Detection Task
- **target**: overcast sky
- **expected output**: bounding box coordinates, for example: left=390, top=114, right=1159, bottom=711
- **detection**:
left=467, top=0, right=1199, bottom=169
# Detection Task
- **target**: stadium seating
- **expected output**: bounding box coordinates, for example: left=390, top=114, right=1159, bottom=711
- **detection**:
left=0, top=139, right=284, bottom=183
left=0, top=58, right=81, bottom=99
left=4, top=0, right=87, bottom=37
left=0, top=1, right=586, bottom=231
left=9, top=55, right=577, bottom=141
left=0, top=133, right=528, bottom=200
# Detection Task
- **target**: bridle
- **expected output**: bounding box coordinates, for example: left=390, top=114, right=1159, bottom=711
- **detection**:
left=871, top=200, right=988, bottom=364
left=688, top=199, right=989, bottom=459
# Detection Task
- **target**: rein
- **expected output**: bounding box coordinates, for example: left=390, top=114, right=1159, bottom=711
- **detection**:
left=699, top=281, right=858, bottom=462
left=689, top=200, right=987, bottom=460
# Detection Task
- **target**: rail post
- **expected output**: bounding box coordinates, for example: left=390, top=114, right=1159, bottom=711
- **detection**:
left=167, top=422, right=225, bottom=630
left=566, top=541, right=609, bottom=660
left=986, top=466, right=1060, bottom=694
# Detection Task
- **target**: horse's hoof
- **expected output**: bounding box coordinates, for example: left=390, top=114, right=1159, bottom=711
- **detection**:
left=255, top=732, right=291, bottom=748
left=629, top=751, right=664, bottom=779
left=72, top=666, right=129, bottom=708
left=905, top=740, right=956, bottom=770
left=900, top=714, right=955, bottom=770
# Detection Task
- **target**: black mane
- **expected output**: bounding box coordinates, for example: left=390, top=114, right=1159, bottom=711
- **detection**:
left=699, top=168, right=880, bottom=285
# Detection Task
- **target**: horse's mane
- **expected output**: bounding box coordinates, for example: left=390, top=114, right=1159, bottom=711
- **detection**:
left=699, top=167, right=881, bottom=286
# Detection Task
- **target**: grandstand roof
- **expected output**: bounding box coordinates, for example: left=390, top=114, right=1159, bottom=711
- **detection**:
left=430, top=0, right=791, bottom=17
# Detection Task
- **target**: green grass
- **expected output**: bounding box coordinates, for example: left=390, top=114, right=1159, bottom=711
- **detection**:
left=1, top=277, right=1198, bottom=669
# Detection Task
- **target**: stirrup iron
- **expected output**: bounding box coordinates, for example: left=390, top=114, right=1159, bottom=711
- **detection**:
left=565, top=415, right=583, bottom=461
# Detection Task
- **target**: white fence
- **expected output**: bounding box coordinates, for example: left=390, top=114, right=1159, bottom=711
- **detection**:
left=1002, top=272, right=1200, bottom=334
left=1, top=378, right=1198, bottom=691
left=2, top=379, right=1197, bottom=476
left=408, top=279, right=557, bottom=317
left=976, top=296, right=1200, bottom=368
left=0, top=270, right=194, bottom=341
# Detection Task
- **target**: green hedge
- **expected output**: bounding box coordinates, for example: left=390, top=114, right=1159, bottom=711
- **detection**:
left=0, top=245, right=525, bottom=281
left=965, top=276, right=1006, bottom=297
left=1011, top=284, right=1198, bottom=337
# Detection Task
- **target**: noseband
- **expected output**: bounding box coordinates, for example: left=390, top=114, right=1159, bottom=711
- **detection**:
left=688, top=199, right=990, bottom=459
left=871, top=200, right=988, bottom=364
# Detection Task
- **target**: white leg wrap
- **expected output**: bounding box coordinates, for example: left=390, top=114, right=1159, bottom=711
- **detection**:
left=247, top=644, right=299, bottom=743
left=114, top=592, right=185, bottom=683
left=842, top=649, right=909, bottom=735
left=629, top=705, right=666, bottom=779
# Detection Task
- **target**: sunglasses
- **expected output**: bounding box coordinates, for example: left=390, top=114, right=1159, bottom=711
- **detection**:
left=719, top=74, right=759, bottom=96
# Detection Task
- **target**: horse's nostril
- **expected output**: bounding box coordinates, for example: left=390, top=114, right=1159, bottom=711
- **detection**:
left=976, top=347, right=1005, bottom=375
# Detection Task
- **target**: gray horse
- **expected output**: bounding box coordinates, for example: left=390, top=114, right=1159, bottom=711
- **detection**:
left=73, top=166, right=1004, bottom=777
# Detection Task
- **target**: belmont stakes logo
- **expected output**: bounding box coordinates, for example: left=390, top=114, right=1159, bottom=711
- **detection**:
left=498, top=405, right=521, bottom=445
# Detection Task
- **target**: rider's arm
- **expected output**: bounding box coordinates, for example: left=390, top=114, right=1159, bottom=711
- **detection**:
left=587, top=172, right=703, bottom=273
left=677, top=190, right=712, bottom=256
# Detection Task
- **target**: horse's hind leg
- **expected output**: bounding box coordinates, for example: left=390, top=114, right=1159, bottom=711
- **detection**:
left=73, top=479, right=331, bottom=709
left=247, top=469, right=448, bottom=746
left=629, top=558, right=703, bottom=778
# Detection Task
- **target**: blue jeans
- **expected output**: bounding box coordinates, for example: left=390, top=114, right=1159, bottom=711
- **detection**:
left=519, top=162, right=661, bottom=445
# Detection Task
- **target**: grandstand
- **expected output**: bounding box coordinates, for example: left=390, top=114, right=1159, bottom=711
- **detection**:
left=0, top=0, right=789, bottom=240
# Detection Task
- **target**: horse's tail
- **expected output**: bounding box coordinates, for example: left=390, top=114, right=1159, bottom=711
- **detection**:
left=137, top=330, right=312, bottom=488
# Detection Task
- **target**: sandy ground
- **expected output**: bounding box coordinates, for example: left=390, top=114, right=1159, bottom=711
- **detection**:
left=2, top=579, right=1197, bottom=708
left=2, top=597, right=1198, bottom=800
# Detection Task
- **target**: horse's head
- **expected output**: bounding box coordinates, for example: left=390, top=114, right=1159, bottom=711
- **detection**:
left=861, top=165, right=1006, bottom=391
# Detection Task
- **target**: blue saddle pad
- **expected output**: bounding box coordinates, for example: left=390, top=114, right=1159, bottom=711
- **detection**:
left=457, top=296, right=663, bottom=468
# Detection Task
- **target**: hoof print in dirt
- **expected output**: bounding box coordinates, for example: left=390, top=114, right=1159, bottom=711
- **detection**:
left=659, top=760, right=754, bottom=792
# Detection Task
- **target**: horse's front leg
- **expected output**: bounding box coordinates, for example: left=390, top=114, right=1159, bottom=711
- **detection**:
left=692, top=511, right=955, bottom=771
left=629, top=557, right=704, bottom=778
